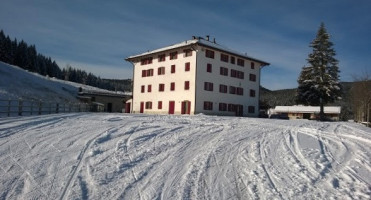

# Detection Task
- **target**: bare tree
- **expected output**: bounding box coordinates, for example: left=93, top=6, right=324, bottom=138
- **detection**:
left=351, top=71, right=371, bottom=127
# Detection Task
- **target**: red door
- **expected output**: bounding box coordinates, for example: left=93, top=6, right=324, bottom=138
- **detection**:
left=140, top=102, right=144, bottom=113
left=125, top=102, right=131, bottom=113
left=181, top=101, right=191, bottom=114
left=169, top=101, right=175, bottom=114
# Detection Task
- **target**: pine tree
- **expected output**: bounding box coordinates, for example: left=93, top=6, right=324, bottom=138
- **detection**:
left=297, top=23, right=342, bottom=120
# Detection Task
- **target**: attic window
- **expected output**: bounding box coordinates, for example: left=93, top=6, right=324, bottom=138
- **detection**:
left=141, top=57, right=153, bottom=65
left=205, top=49, right=215, bottom=59
left=158, top=54, right=165, bottom=62
left=237, top=58, right=244, bottom=67
left=184, top=49, right=192, bottom=57
left=170, top=51, right=178, bottom=60
left=220, top=54, right=229, bottom=62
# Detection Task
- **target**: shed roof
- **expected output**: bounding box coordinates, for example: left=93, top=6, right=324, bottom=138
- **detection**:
left=273, top=106, right=341, bottom=114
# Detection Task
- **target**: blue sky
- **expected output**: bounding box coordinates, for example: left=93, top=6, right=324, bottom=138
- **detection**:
left=1, top=0, right=370, bottom=90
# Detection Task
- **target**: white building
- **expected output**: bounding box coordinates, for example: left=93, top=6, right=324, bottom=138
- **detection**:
left=125, top=36, right=269, bottom=117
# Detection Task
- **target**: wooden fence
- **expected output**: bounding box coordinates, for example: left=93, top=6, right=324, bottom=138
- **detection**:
left=0, top=99, right=91, bottom=117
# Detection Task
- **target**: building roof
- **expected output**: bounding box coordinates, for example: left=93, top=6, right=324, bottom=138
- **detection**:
left=273, top=106, right=341, bottom=114
left=125, top=37, right=270, bottom=66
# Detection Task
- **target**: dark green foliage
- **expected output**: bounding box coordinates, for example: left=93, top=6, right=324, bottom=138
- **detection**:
left=0, top=30, right=132, bottom=92
left=297, top=23, right=342, bottom=120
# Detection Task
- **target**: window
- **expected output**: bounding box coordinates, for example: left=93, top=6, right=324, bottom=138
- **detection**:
left=204, top=101, right=213, bottom=110
left=185, top=62, right=190, bottom=71
left=147, top=85, right=152, bottom=92
left=231, top=69, right=237, bottom=78
left=220, top=67, right=228, bottom=76
left=237, top=87, right=244, bottom=96
left=170, top=82, right=175, bottom=91
left=207, top=63, right=212, bottom=73
left=231, top=56, right=235, bottom=64
left=158, top=67, right=165, bottom=75
left=141, top=57, right=153, bottom=65
left=251, top=62, right=255, bottom=69
left=143, top=69, right=154, bottom=77
left=237, top=58, right=244, bottom=67
left=228, top=104, right=235, bottom=112
left=250, top=89, right=256, bottom=97
left=249, top=74, right=256, bottom=82
left=219, top=84, right=227, bottom=93
left=205, top=49, right=215, bottom=58
left=248, top=106, right=255, bottom=113
left=229, top=86, right=236, bottom=94
left=204, top=82, right=213, bottom=91
left=159, top=83, right=165, bottom=92
left=158, top=54, right=165, bottom=62
left=219, top=103, right=227, bottom=111
left=171, top=65, right=176, bottom=73
left=220, top=54, right=229, bottom=62
left=145, top=102, right=152, bottom=109
left=237, top=71, right=244, bottom=79
left=141, top=85, right=145, bottom=93
left=170, top=51, right=178, bottom=60
left=158, top=101, right=162, bottom=109
left=184, top=49, right=192, bottom=57
left=184, top=81, right=190, bottom=90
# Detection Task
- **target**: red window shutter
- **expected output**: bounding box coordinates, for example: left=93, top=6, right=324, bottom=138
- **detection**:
left=141, top=85, right=145, bottom=93
left=142, top=70, right=146, bottom=77
left=158, top=101, right=162, bottom=109
left=185, top=81, right=190, bottom=90
left=171, top=82, right=175, bottom=91
left=171, top=65, right=176, bottom=73
left=185, top=62, right=190, bottom=71
left=148, top=85, right=152, bottom=92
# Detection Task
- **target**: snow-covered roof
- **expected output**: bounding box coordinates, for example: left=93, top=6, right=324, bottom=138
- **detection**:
left=273, top=105, right=341, bottom=114
left=125, top=37, right=269, bottom=65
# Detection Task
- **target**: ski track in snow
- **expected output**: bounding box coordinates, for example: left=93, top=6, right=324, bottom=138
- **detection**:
left=0, top=113, right=370, bottom=200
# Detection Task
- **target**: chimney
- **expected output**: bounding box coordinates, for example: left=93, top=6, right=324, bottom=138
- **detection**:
left=192, top=36, right=196, bottom=39
left=213, top=38, right=216, bottom=43
left=206, top=35, right=210, bottom=41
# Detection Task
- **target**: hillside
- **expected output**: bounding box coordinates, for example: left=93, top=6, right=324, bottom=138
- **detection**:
left=0, top=61, right=128, bottom=103
left=0, top=113, right=370, bottom=199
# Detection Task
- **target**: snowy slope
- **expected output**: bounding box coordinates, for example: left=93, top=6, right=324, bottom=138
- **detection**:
left=0, top=113, right=370, bottom=199
left=0, top=62, right=128, bottom=103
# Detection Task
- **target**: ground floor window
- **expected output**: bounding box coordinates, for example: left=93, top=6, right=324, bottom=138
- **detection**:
left=248, top=106, right=255, bottom=113
left=204, top=101, right=213, bottom=110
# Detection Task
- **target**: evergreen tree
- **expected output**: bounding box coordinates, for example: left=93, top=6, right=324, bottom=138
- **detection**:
left=297, top=23, right=341, bottom=120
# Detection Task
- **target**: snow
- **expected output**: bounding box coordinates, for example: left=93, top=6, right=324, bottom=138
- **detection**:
left=0, top=113, right=370, bottom=199
left=0, top=61, right=130, bottom=103
left=126, top=38, right=269, bottom=66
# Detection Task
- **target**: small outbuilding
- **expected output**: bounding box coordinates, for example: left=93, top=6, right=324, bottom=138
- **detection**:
left=269, top=105, right=341, bottom=121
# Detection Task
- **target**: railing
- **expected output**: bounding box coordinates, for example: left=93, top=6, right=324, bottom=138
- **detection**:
left=0, top=99, right=91, bottom=117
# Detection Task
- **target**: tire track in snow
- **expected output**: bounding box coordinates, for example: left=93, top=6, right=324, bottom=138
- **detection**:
left=58, top=127, right=118, bottom=200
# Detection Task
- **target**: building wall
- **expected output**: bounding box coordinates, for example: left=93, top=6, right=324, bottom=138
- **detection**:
left=194, top=45, right=261, bottom=117
left=131, top=47, right=197, bottom=114
left=130, top=42, right=263, bottom=117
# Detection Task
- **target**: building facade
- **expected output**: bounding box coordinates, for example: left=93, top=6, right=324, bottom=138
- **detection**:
left=125, top=37, right=269, bottom=117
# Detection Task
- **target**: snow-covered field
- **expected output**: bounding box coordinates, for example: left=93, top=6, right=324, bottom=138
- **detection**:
left=0, top=113, right=370, bottom=199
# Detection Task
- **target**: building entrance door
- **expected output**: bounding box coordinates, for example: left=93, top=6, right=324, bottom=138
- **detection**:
left=169, top=101, right=175, bottom=114
left=140, top=102, right=144, bottom=113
